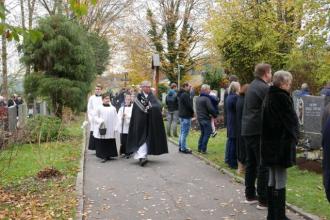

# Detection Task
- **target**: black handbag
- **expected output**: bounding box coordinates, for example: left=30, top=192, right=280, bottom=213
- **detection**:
left=99, top=122, right=107, bottom=135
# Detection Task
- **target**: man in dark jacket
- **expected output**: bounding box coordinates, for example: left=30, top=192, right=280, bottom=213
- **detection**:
left=196, top=84, right=218, bottom=154
left=241, top=63, right=272, bottom=209
left=322, top=103, right=330, bottom=203
left=166, top=83, right=179, bottom=137
left=178, top=83, right=194, bottom=154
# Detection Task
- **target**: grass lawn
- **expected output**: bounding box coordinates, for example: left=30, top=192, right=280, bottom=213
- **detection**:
left=171, top=129, right=330, bottom=220
left=0, top=116, right=84, bottom=219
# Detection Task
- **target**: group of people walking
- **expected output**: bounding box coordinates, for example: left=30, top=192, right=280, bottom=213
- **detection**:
left=86, top=64, right=330, bottom=220
left=87, top=81, right=168, bottom=166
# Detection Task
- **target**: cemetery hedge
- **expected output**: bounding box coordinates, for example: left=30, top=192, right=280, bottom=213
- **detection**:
left=25, top=115, right=69, bottom=143
left=170, top=129, right=330, bottom=219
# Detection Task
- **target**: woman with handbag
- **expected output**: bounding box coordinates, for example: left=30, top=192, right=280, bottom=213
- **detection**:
left=93, top=93, right=118, bottom=163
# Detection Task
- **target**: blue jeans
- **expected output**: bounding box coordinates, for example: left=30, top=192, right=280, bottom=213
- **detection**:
left=198, top=120, right=212, bottom=152
left=179, top=118, right=191, bottom=150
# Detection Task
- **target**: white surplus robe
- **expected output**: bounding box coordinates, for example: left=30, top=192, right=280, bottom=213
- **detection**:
left=93, top=105, right=118, bottom=139
left=87, top=95, right=102, bottom=132
left=116, top=105, right=133, bottom=134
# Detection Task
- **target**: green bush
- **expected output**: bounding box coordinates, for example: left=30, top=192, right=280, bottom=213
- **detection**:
left=26, top=115, right=68, bottom=143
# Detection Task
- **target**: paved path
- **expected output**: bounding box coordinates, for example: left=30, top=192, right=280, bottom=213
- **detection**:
left=83, top=142, right=304, bottom=220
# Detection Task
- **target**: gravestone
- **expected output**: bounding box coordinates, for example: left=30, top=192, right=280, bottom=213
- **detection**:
left=292, top=90, right=304, bottom=125
left=7, top=106, right=17, bottom=132
left=302, top=95, right=330, bottom=148
left=40, top=101, right=48, bottom=115
left=34, top=101, right=41, bottom=114
left=18, top=103, right=27, bottom=127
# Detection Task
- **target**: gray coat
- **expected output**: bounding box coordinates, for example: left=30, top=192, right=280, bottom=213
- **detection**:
left=241, top=78, right=269, bottom=136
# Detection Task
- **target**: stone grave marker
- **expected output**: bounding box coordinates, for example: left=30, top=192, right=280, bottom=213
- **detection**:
left=40, top=101, right=48, bottom=115
left=302, top=95, right=330, bottom=148
left=7, top=106, right=17, bottom=132
left=18, top=103, right=27, bottom=127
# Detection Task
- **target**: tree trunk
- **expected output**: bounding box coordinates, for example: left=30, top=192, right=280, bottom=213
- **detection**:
left=1, top=0, right=8, bottom=99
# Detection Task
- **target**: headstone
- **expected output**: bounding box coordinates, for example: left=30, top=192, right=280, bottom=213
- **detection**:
left=34, top=101, right=41, bottom=114
left=292, top=90, right=304, bottom=125
left=18, top=103, right=27, bottom=127
left=40, top=101, right=48, bottom=115
left=7, top=106, right=17, bottom=132
left=302, top=95, right=330, bottom=148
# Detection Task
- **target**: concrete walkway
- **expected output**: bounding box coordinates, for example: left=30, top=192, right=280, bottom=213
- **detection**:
left=83, top=142, right=304, bottom=220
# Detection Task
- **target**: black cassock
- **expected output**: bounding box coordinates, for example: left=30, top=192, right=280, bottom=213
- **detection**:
left=126, top=92, right=168, bottom=155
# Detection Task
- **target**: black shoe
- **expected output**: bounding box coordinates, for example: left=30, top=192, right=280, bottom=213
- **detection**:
left=139, top=158, right=148, bottom=167
left=125, top=154, right=131, bottom=159
left=181, top=149, right=192, bottom=154
left=198, top=149, right=201, bottom=153
left=179, top=148, right=183, bottom=152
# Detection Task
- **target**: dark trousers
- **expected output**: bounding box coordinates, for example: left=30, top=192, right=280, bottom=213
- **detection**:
left=244, top=135, right=269, bottom=204
left=120, top=133, right=128, bottom=155
left=198, top=120, right=212, bottom=152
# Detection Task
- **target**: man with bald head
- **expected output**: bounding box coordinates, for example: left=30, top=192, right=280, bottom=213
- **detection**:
left=126, top=81, right=168, bottom=166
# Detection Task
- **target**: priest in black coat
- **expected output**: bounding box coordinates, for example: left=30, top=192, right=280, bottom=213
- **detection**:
left=126, top=81, right=168, bottom=166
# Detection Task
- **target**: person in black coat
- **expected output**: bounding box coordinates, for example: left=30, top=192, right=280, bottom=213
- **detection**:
left=322, top=103, right=330, bottom=203
left=261, top=70, right=299, bottom=220
left=236, top=84, right=249, bottom=174
left=225, top=81, right=240, bottom=169
left=241, top=63, right=272, bottom=208
left=177, top=83, right=194, bottom=154
left=126, top=81, right=168, bottom=166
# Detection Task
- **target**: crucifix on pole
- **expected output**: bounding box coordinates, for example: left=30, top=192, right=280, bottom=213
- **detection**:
left=152, top=54, right=160, bottom=96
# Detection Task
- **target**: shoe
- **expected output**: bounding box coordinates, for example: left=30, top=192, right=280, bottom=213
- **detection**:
left=242, top=198, right=258, bottom=204
left=198, top=149, right=201, bottom=153
left=125, top=154, right=131, bottom=159
left=211, top=131, right=217, bottom=137
left=139, top=158, right=148, bottom=167
left=181, top=149, right=192, bottom=154
left=179, top=148, right=183, bottom=152
left=256, top=202, right=268, bottom=210
left=200, top=151, right=207, bottom=154
left=101, top=158, right=108, bottom=163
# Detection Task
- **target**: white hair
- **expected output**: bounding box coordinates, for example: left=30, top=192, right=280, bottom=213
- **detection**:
left=201, top=84, right=210, bottom=91
left=140, top=80, right=151, bottom=87
left=273, top=70, right=292, bottom=87
left=301, top=83, right=308, bottom=90
left=228, top=81, right=240, bottom=94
